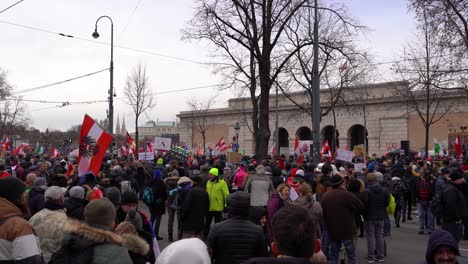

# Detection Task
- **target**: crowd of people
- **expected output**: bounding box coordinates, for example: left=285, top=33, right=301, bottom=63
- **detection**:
left=0, top=152, right=467, bottom=264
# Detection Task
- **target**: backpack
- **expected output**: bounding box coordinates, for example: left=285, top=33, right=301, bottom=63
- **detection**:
left=430, top=189, right=444, bottom=217
left=49, top=244, right=94, bottom=264
left=143, top=187, right=154, bottom=206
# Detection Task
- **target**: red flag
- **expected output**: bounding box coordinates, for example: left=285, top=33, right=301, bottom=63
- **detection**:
left=13, top=143, right=28, bottom=156
left=454, top=134, right=463, bottom=157
left=278, top=156, right=285, bottom=170
left=51, top=148, right=60, bottom=158
left=297, top=153, right=303, bottom=165
left=271, top=143, right=276, bottom=155
left=126, top=131, right=136, bottom=156
left=294, top=137, right=301, bottom=155
left=215, top=137, right=226, bottom=150
left=121, top=146, right=128, bottom=155
left=139, top=146, right=144, bottom=153
left=221, top=142, right=233, bottom=152
left=2, top=135, right=10, bottom=151
left=146, top=138, right=155, bottom=153
left=187, top=155, right=192, bottom=166
left=78, top=115, right=113, bottom=176
left=322, top=140, right=330, bottom=154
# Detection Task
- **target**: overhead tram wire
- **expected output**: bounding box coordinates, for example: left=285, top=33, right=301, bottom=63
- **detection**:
left=0, top=20, right=207, bottom=65
left=0, top=0, right=25, bottom=14
left=118, top=0, right=142, bottom=41
left=15, top=68, right=109, bottom=94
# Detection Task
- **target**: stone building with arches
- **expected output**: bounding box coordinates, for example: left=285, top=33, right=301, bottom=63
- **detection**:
left=177, top=81, right=468, bottom=156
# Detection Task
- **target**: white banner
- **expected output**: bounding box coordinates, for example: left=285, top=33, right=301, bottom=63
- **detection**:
left=154, top=137, right=171, bottom=151
left=298, top=140, right=313, bottom=154
left=336, top=148, right=354, bottom=162
left=354, top=163, right=366, bottom=172
left=138, top=151, right=154, bottom=161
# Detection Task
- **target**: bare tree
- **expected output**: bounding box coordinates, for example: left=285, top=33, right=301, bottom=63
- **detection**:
left=0, top=69, right=29, bottom=138
left=124, top=64, right=154, bottom=153
left=183, top=0, right=324, bottom=160
left=187, top=95, right=218, bottom=153
left=393, top=9, right=457, bottom=154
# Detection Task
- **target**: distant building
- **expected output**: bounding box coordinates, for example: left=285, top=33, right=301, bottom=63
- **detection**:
left=115, top=114, right=127, bottom=136
left=138, top=120, right=180, bottom=145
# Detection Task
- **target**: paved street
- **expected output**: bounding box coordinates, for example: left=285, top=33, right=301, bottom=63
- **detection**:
left=139, top=202, right=468, bottom=263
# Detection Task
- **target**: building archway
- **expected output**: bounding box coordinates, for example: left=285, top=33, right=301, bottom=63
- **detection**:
left=296, top=126, right=312, bottom=140
left=347, top=124, right=368, bottom=152
left=273, top=127, right=289, bottom=149
left=321, top=125, right=340, bottom=149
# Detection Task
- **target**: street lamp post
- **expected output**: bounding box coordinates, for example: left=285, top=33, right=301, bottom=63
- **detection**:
left=92, top=15, right=114, bottom=152
left=234, top=122, right=240, bottom=152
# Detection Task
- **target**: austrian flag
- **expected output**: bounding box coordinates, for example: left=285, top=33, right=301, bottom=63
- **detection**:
left=78, top=115, right=113, bottom=176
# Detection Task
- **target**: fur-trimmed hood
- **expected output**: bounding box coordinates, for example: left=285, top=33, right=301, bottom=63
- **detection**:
left=62, top=220, right=149, bottom=255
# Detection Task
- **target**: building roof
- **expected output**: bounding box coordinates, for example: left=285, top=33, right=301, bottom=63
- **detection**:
left=139, top=121, right=177, bottom=128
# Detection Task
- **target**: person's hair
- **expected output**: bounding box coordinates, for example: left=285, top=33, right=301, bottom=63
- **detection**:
left=321, top=164, right=332, bottom=175
left=272, top=205, right=316, bottom=258
left=298, top=183, right=313, bottom=201
left=347, top=179, right=362, bottom=193
left=276, top=183, right=290, bottom=193
left=256, top=165, right=265, bottom=175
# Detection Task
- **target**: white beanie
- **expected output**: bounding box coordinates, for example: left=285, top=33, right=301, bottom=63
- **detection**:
left=295, top=169, right=304, bottom=177
left=156, top=238, right=210, bottom=264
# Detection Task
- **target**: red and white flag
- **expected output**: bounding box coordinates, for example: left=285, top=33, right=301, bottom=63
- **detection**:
left=1, top=135, right=10, bottom=151
left=78, top=115, right=113, bottom=176
left=13, top=143, right=28, bottom=156
left=215, top=137, right=226, bottom=150
left=294, top=136, right=301, bottom=155
left=126, top=131, right=136, bottom=157
left=146, top=138, right=155, bottom=153
left=121, top=146, right=128, bottom=156
left=322, top=140, right=330, bottom=154
left=454, top=134, right=463, bottom=157
left=271, top=143, right=276, bottom=155
left=221, top=142, right=233, bottom=152
left=51, top=148, right=60, bottom=158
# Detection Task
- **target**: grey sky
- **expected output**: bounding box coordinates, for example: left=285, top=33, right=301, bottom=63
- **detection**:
left=0, top=0, right=416, bottom=132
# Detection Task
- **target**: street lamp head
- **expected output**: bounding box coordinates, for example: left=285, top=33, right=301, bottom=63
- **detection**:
left=92, top=29, right=100, bottom=39
left=234, top=122, right=240, bottom=132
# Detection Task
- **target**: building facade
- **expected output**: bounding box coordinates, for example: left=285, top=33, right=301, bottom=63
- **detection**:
left=177, top=81, right=468, bottom=156
left=137, top=121, right=180, bottom=145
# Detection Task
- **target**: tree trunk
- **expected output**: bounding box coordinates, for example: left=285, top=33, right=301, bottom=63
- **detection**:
left=425, top=124, right=430, bottom=157
left=202, top=131, right=206, bottom=155
left=135, top=118, right=139, bottom=156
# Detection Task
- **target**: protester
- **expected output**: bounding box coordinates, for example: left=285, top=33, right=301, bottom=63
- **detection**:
left=205, top=167, right=229, bottom=238
left=148, top=170, right=167, bottom=240
left=29, top=186, right=68, bottom=263
left=207, top=191, right=266, bottom=264
left=292, top=183, right=322, bottom=238
left=390, top=171, right=406, bottom=227
left=182, top=176, right=210, bottom=238
left=28, top=177, right=48, bottom=216
left=321, top=175, right=364, bottom=264
left=441, top=169, right=466, bottom=243
left=424, top=229, right=459, bottom=264
left=416, top=168, right=436, bottom=235
left=50, top=198, right=133, bottom=263
left=164, top=170, right=181, bottom=241
left=0, top=176, right=43, bottom=263
left=360, top=173, right=390, bottom=263
left=64, top=185, right=86, bottom=220
left=244, top=165, right=275, bottom=207
left=233, top=164, right=248, bottom=191
left=156, top=238, right=211, bottom=264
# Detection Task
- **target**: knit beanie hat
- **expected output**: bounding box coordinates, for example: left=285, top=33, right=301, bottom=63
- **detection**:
left=209, top=168, right=219, bottom=177
left=105, top=186, right=122, bottom=207
left=226, top=191, right=250, bottom=217
left=69, top=186, right=85, bottom=200
left=32, top=177, right=47, bottom=188
left=0, top=176, right=26, bottom=204
left=125, top=208, right=143, bottom=231
left=156, top=238, right=211, bottom=264
left=121, top=191, right=138, bottom=205
left=84, top=198, right=116, bottom=227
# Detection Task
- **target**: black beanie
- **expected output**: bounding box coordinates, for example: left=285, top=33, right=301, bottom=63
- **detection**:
left=121, top=191, right=138, bottom=205
left=226, top=191, right=250, bottom=217
left=0, top=176, right=26, bottom=204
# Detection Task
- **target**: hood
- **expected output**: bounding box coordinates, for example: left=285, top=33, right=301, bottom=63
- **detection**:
left=248, top=206, right=266, bottom=225
left=29, top=186, right=46, bottom=196
left=368, top=182, right=383, bottom=193
left=426, top=229, right=459, bottom=264
left=0, top=198, right=23, bottom=220
left=121, top=233, right=150, bottom=255
left=292, top=195, right=312, bottom=206
left=156, top=238, right=210, bottom=264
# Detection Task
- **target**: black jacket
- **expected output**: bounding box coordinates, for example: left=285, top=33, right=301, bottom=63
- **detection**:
left=64, top=197, right=86, bottom=221
left=182, top=185, right=209, bottom=232
left=242, top=258, right=319, bottom=264
left=361, top=183, right=390, bottom=221
left=442, top=183, right=465, bottom=223
left=208, top=217, right=266, bottom=264
left=149, top=178, right=167, bottom=216
left=28, top=187, right=46, bottom=216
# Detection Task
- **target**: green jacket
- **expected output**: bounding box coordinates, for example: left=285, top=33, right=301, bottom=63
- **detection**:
left=206, top=177, right=229, bottom=212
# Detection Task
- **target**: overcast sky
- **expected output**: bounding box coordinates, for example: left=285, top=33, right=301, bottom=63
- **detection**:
left=0, top=0, right=416, bottom=132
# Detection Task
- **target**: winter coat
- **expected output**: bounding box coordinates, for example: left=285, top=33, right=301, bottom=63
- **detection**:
left=28, top=186, right=46, bottom=216
left=292, top=195, right=322, bottom=238
left=244, top=174, right=275, bottom=207
left=64, top=197, right=86, bottom=221
left=390, top=177, right=406, bottom=207
left=360, top=182, right=390, bottom=221
left=416, top=177, right=436, bottom=202
left=149, top=178, right=168, bottom=216
left=0, top=198, right=43, bottom=264
left=29, top=207, right=68, bottom=263
left=50, top=220, right=146, bottom=264
left=164, top=176, right=181, bottom=210
left=321, top=188, right=364, bottom=241
left=207, top=216, right=266, bottom=264
left=206, top=177, right=230, bottom=212
left=181, top=185, right=209, bottom=233
left=233, top=168, right=248, bottom=189
left=442, top=182, right=465, bottom=223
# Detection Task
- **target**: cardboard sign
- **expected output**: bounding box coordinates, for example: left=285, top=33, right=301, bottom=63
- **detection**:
left=336, top=148, right=354, bottom=162
left=138, top=152, right=154, bottom=161
left=354, top=163, right=366, bottom=172
left=154, top=137, right=171, bottom=151
left=298, top=140, right=313, bottom=155
left=353, top=144, right=366, bottom=158
left=227, top=152, right=243, bottom=164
